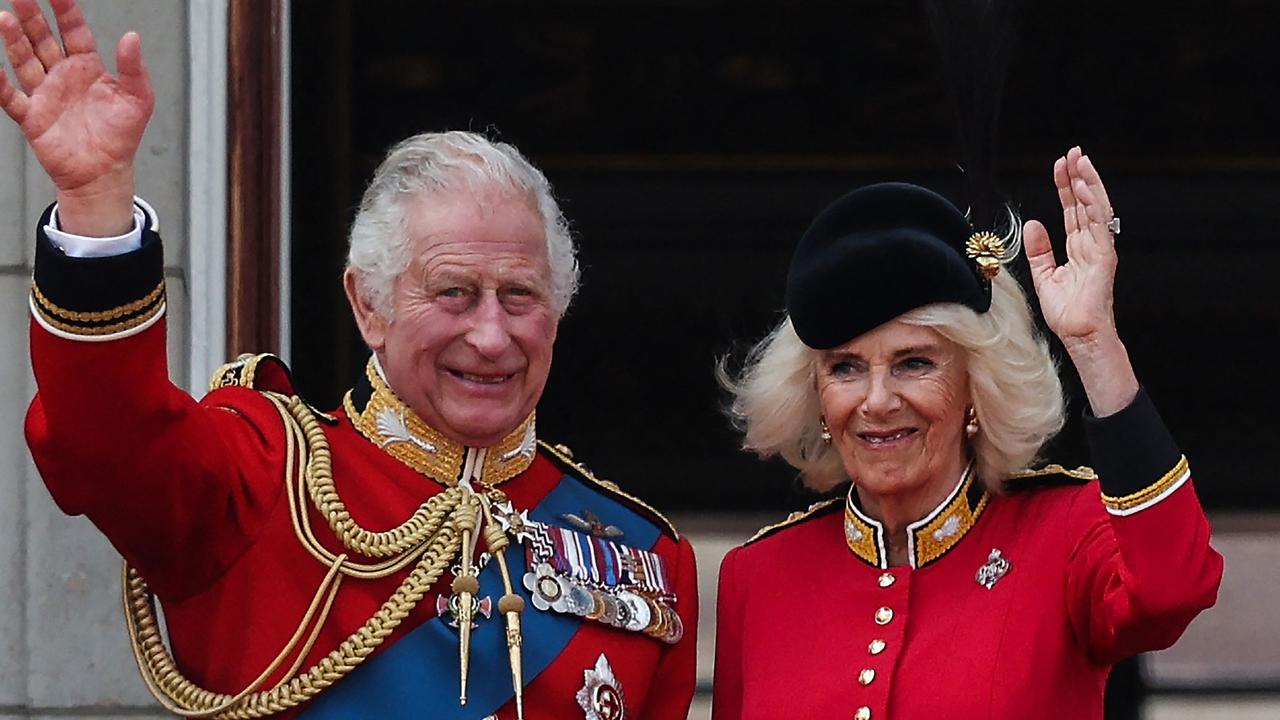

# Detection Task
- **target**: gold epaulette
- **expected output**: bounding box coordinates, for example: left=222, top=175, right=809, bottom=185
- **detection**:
left=208, top=353, right=337, bottom=423
left=208, top=352, right=293, bottom=393
left=1003, top=463, right=1097, bottom=491
left=1008, top=463, right=1097, bottom=481
left=537, top=440, right=680, bottom=541
left=745, top=498, right=842, bottom=546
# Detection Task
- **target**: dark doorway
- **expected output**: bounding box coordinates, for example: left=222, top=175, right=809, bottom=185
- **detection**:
left=291, top=0, right=1280, bottom=514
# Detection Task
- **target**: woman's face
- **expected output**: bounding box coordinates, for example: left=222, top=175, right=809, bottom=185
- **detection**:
left=816, top=319, right=971, bottom=502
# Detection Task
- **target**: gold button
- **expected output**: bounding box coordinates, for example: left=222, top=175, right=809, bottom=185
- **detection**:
left=875, top=606, right=894, bottom=625
left=868, top=639, right=886, bottom=655
left=854, top=707, right=872, bottom=720
left=877, top=572, right=895, bottom=588
left=858, top=668, right=876, bottom=685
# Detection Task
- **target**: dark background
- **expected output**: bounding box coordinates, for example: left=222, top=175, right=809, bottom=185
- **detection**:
left=290, top=0, right=1280, bottom=515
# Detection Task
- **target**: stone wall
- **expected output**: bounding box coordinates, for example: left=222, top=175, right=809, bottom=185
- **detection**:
left=0, top=1, right=187, bottom=715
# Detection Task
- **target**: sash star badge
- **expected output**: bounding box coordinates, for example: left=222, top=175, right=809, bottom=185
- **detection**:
left=577, top=653, right=626, bottom=720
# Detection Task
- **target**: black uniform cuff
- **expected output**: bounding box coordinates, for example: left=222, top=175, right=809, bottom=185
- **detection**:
left=1083, top=386, right=1185, bottom=503
left=31, top=202, right=166, bottom=338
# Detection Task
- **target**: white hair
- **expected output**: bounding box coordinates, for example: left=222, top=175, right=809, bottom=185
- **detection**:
left=722, top=271, right=1066, bottom=492
left=346, top=130, right=579, bottom=317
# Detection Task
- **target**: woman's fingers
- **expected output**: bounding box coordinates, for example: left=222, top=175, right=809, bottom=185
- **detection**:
left=1074, top=178, right=1118, bottom=256
left=1064, top=147, right=1092, bottom=236
left=1053, top=155, right=1078, bottom=235
left=1076, top=153, right=1114, bottom=218
left=1023, top=219, right=1057, bottom=279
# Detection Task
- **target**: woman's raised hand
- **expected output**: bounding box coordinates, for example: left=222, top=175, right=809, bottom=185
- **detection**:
left=1024, top=147, right=1138, bottom=415
left=1023, top=146, right=1122, bottom=349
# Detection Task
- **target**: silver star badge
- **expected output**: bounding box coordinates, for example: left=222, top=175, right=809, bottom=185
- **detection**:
left=493, top=501, right=538, bottom=542
left=577, top=653, right=626, bottom=720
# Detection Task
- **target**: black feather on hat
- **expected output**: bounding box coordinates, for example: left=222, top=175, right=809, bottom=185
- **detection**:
left=784, top=1, right=1020, bottom=351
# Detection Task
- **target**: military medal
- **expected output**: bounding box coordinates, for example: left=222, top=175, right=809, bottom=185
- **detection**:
left=436, top=591, right=492, bottom=629
left=495, top=502, right=681, bottom=644
left=440, top=551, right=493, bottom=630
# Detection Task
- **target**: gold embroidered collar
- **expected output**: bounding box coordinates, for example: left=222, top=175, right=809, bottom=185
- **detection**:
left=844, top=462, right=989, bottom=570
left=342, top=356, right=537, bottom=487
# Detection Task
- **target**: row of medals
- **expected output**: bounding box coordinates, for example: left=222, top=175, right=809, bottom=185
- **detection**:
left=525, top=561, right=684, bottom=644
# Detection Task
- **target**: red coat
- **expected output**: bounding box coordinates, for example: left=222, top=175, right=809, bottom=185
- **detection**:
left=25, top=205, right=697, bottom=720
left=713, top=391, right=1222, bottom=720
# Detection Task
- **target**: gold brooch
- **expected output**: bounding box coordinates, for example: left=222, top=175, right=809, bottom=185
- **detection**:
left=965, top=231, right=1007, bottom=279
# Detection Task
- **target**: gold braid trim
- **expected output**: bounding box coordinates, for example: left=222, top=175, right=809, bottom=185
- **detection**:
left=342, top=358, right=535, bottom=488
left=747, top=499, right=841, bottom=546
left=123, top=394, right=468, bottom=718
left=300, top=392, right=464, bottom=559
left=32, top=280, right=165, bottom=322
left=1008, top=463, right=1098, bottom=481
left=32, top=297, right=164, bottom=336
left=1101, top=455, right=1190, bottom=512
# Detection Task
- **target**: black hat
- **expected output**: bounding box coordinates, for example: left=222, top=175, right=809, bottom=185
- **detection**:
left=785, top=182, right=995, bottom=350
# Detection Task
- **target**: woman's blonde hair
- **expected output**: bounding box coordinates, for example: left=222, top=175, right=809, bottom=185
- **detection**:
left=721, top=272, right=1065, bottom=492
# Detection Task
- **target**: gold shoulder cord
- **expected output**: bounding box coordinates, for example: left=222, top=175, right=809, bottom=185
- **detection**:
left=122, top=394, right=470, bottom=718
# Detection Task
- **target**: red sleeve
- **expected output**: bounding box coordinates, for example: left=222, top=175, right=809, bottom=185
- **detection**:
left=638, top=535, right=699, bottom=720
left=24, top=209, right=287, bottom=601
left=1066, top=389, right=1224, bottom=665
left=711, top=545, right=744, bottom=720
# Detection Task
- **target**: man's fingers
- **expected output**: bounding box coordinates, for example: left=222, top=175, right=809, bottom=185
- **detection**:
left=0, top=10, right=46, bottom=94
left=115, top=32, right=152, bottom=105
left=0, top=67, right=31, bottom=124
left=13, top=0, right=65, bottom=69
left=49, top=0, right=96, bottom=56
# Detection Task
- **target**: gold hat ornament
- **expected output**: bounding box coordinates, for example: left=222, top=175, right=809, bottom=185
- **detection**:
left=965, top=231, right=1008, bottom=279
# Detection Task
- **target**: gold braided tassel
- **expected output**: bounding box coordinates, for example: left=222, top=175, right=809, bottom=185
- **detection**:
left=121, top=395, right=467, bottom=718
left=452, top=492, right=481, bottom=705
left=480, top=496, right=526, bottom=720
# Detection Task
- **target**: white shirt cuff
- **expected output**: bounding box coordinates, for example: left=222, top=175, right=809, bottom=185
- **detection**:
left=44, top=197, right=158, bottom=258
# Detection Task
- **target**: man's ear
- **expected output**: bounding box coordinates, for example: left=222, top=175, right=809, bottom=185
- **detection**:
left=344, top=268, right=388, bottom=352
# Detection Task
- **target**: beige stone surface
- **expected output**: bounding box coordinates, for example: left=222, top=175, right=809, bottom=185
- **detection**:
left=0, top=124, right=23, bottom=266
left=0, top=1, right=188, bottom=711
left=0, top=272, right=33, bottom=705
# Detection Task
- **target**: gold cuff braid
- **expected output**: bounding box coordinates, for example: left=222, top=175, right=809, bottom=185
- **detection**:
left=1100, top=455, right=1190, bottom=512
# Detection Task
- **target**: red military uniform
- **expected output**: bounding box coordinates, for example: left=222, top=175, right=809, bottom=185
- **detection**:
left=25, top=204, right=697, bottom=719
left=713, top=390, right=1222, bottom=720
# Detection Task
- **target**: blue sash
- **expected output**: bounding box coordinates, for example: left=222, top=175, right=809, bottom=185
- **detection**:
left=299, top=473, right=662, bottom=719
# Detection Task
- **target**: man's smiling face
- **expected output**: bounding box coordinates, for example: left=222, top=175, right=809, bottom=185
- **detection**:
left=349, top=188, right=558, bottom=447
